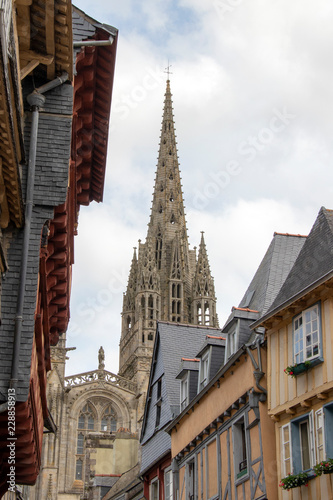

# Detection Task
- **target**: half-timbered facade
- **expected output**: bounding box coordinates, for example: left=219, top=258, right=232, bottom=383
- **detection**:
left=139, top=323, right=221, bottom=500
left=253, top=207, right=333, bottom=499
left=167, top=344, right=276, bottom=500
left=165, top=231, right=308, bottom=500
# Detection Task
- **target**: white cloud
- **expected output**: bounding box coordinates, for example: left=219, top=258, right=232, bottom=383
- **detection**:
left=66, top=0, right=333, bottom=376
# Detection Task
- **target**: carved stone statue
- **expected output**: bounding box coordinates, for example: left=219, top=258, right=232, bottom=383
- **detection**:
left=98, top=346, right=105, bottom=370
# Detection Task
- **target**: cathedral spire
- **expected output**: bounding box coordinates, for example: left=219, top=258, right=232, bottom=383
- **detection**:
left=148, top=79, right=188, bottom=244
left=192, top=232, right=218, bottom=327
left=119, top=79, right=219, bottom=406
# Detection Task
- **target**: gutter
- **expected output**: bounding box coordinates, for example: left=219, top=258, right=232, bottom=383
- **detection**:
left=8, top=72, right=69, bottom=396
left=73, top=36, right=114, bottom=48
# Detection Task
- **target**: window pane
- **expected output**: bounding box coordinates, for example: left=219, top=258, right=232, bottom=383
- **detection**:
left=76, top=459, right=83, bottom=480
left=300, top=421, right=310, bottom=470
left=111, top=418, right=117, bottom=432
left=77, top=433, right=84, bottom=454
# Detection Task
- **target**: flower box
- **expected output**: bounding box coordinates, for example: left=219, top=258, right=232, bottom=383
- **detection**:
left=279, top=472, right=309, bottom=490
left=313, top=458, right=333, bottom=476
left=284, top=361, right=311, bottom=377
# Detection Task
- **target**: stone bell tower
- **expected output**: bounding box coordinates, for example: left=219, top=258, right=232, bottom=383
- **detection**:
left=118, top=79, right=218, bottom=418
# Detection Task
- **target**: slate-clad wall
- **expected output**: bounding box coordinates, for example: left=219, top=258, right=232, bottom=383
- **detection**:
left=0, top=83, right=73, bottom=402
left=209, top=346, right=225, bottom=381
left=189, top=370, right=199, bottom=402
left=238, top=319, right=252, bottom=349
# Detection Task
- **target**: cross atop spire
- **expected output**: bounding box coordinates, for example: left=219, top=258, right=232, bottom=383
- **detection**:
left=164, top=61, right=173, bottom=80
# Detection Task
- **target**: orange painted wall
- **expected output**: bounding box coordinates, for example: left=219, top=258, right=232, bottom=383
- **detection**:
left=171, top=354, right=254, bottom=457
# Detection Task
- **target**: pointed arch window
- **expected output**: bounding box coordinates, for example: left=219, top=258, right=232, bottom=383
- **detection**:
left=76, top=458, right=83, bottom=480
left=170, top=214, right=176, bottom=225
left=148, top=295, right=154, bottom=320
left=141, top=296, right=146, bottom=319
left=169, top=173, right=173, bottom=180
left=204, top=302, right=210, bottom=325
left=169, top=193, right=174, bottom=202
left=155, top=233, right=162, bottom=269
left=77, top=433, right=84, bottom=454
left=127, top=316, right=132, bottom=331
left=76, top=403, right=95, bottom=482
left=197, top=303, right=202, bottom=325
left=78, top=404, right=95, bottom=430
left=170, top=282, right=182, bottom=322
left=101, top=405, right=117, bottom=433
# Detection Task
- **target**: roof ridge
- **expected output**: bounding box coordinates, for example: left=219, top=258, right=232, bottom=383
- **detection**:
left=274, top=232, right=307, bottom=238
left=158, top=320, right=221, bottom=331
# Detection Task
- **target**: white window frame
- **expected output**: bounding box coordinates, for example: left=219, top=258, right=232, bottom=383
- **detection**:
left=225, top=320, right=239, bottom=362
left=315, top=408, right=325, bottom=462
left=180, top=373, right=189, bottom=411
left=282, top=411, right=316, bottom=476
left=164, top=467, right=173, bottom=500
left=281, top=423, right=292, bottom=477
left=150, top=477, right=159, bottom=500
left=293, top=303, right=321, bottom=364
left=198, top=350, right=210, bottom=391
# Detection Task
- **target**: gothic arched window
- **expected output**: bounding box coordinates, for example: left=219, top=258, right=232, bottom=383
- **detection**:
left=75, top=403, right=95, bottom=482
left=78, top=403, right=95, bottom=430
left=155, top=233, right=162, bottom=269
left=204, top=302, right=210, bottom=325
left=76, top=458, right=83, bottom=480
left=197, top=303, right=202, bottom=325
left=101, top=405, right=117, bottom=433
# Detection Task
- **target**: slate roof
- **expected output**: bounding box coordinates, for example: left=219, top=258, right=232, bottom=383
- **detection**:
left=255, top=207, right=333, bottom=324
left=222, top=231, right=306, bottom=334
left=140, top=322, right=221, bottom=474
left=154, top=322, right=221, bottom=419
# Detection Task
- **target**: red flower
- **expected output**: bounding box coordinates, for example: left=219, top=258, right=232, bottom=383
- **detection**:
left=290, top=371, right=294, bottom=375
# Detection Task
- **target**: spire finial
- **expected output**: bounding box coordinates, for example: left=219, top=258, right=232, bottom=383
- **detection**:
left=164, top=61, right=173, bottom=80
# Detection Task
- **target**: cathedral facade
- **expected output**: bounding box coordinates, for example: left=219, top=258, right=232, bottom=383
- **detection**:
left=32, top=80, right=218, bottom=500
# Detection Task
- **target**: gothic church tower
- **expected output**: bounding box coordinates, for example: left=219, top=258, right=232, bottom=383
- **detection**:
left=119, top=80, right=218, bottom=417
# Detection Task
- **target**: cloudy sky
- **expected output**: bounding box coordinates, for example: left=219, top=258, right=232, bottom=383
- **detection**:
left=66, top=0, right=333, bottom=376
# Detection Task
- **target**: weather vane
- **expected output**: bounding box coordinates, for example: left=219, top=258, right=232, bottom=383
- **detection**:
left=164, top=61, right=173, bottom=79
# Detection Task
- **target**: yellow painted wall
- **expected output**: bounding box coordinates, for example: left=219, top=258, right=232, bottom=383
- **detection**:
left=171, top=355, right=254, bottom=457
left=268, top=297, right=333, bottom=414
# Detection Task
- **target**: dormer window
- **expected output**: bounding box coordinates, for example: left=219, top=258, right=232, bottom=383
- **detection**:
left=227, top=328, right=237, bottom=359
left=180, top=373, right=189, bottom=411
left=199, top=350, right=210, bottom=390
left=225, top=320, right=239, bottom=361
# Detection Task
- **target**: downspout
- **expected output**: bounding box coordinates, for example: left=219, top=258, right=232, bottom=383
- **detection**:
left=8, top=72, right=69, bottom=395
